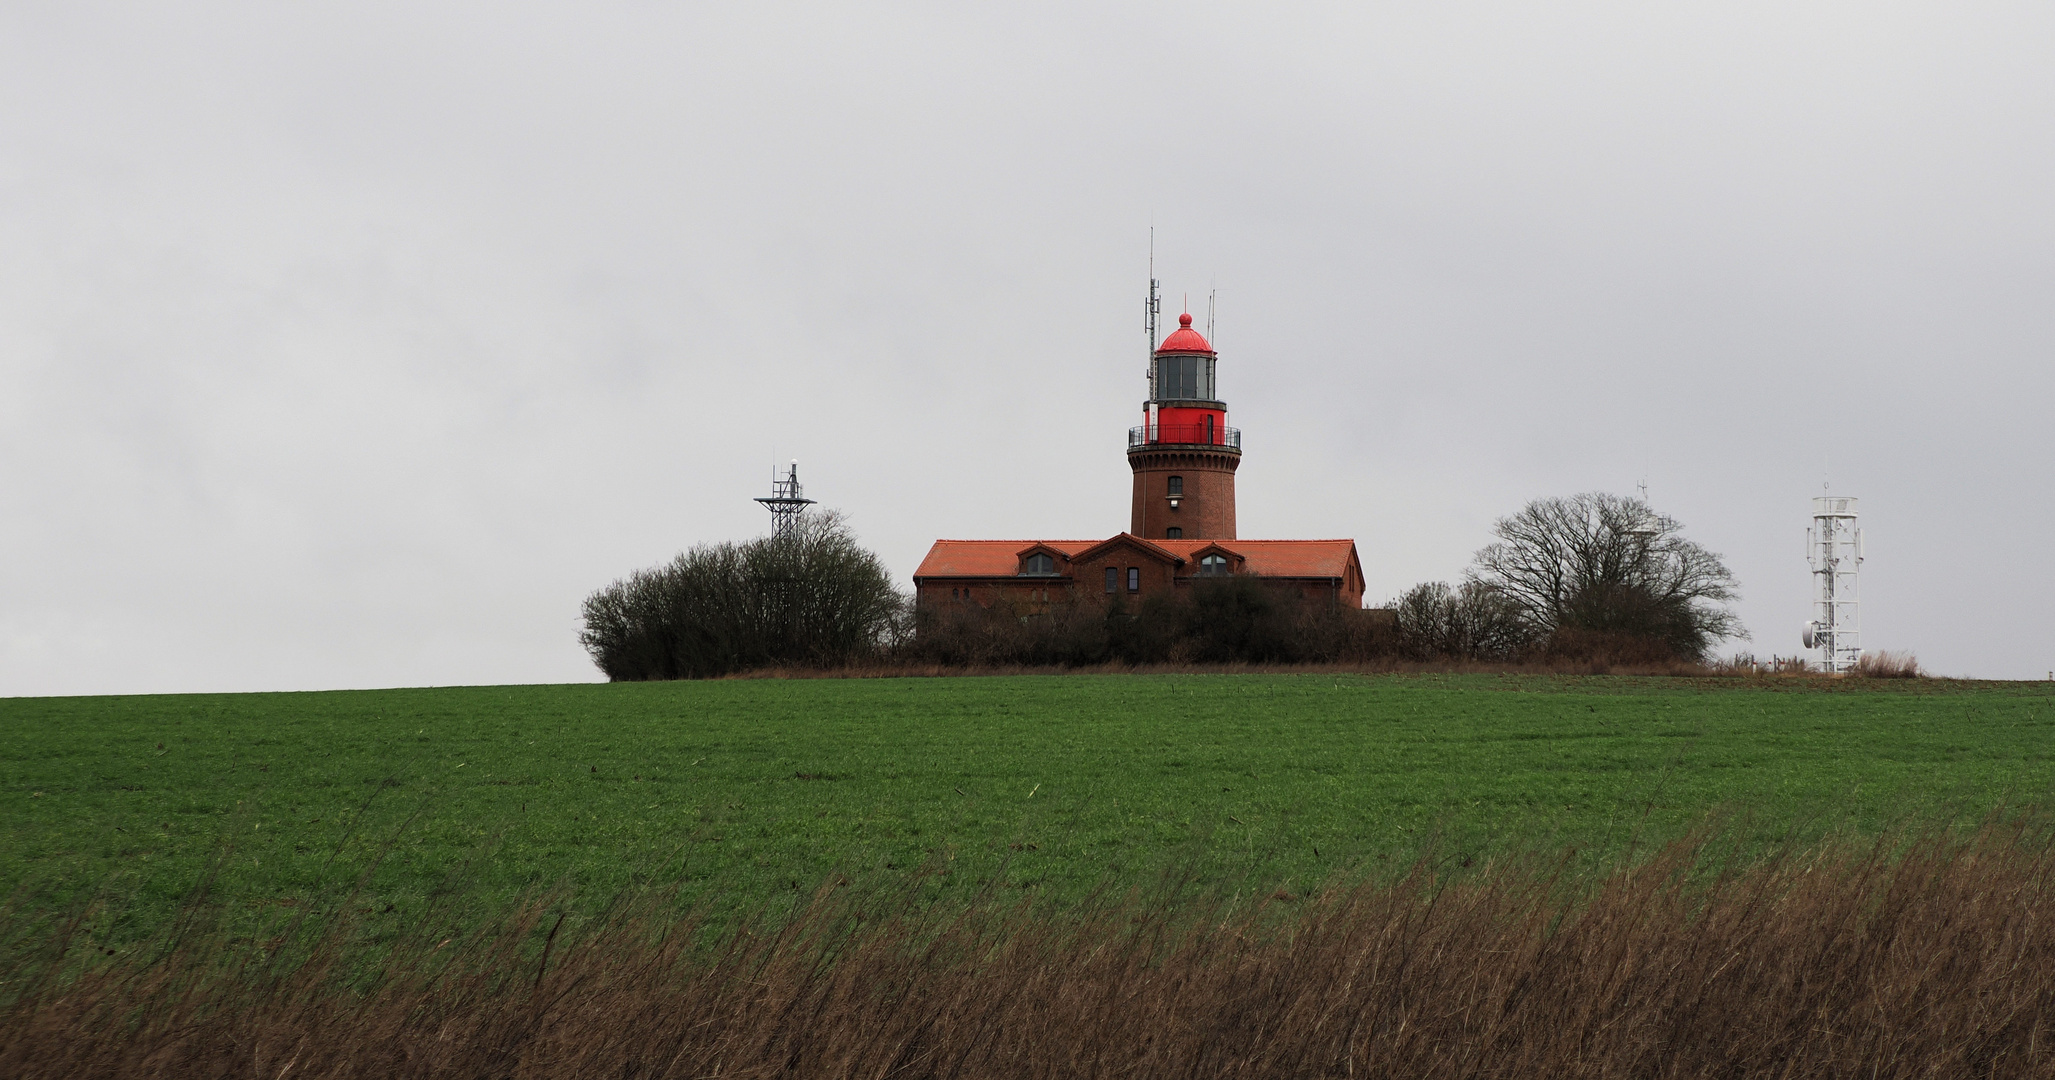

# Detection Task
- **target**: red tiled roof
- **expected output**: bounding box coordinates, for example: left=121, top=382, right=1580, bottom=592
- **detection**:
left=913, top=536, right=1360, bottom=581
left=913, top=541, right=1098, bottom=578
left=1156, top=539, right=1360, bottom=579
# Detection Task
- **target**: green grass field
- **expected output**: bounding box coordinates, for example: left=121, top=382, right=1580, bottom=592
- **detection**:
left=5, top=673, right=2053, bottom=947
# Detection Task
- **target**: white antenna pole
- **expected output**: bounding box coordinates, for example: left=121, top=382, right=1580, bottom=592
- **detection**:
left=1207, top=286, right=1216, bottom=346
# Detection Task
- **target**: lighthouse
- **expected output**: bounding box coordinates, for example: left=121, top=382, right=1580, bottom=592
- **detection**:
left=912, top=278, right=1363, bottom=612
left=1128, top=312, right=1241, bottom=540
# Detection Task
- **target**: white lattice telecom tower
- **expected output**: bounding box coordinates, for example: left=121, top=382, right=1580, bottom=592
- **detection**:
left=1804, top=495, right=1863, bottom=673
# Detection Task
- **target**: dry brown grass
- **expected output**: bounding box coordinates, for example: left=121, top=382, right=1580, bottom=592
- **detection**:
left=1856, top=651, right=1925, bottom=679
left=7, top=822, right=2055, bottom=1079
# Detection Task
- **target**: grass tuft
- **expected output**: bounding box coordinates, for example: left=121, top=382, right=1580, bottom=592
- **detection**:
left=1856, top=651, right=1924, bottom=679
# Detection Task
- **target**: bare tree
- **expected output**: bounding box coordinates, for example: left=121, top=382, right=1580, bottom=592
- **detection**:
left=1467, top=492, right=1742, bottom=661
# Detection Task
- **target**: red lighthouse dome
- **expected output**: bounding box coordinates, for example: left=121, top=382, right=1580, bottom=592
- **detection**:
left=1156, top=312, right=1214, bottom=354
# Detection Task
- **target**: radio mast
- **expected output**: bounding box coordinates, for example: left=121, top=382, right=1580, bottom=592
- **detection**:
left=1803, top=494, right=1863, bottom=672
left=755, top=460, right=815, bottom=537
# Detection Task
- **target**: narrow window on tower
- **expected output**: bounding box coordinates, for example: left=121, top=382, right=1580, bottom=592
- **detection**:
left=1167, top=476, right=1183, bottom=495
left=1104, top=567, right=1118, bottom=594
left=1166, top=527, right=1182, bottom=539
left=1127, top=567, right=1140, bottom=593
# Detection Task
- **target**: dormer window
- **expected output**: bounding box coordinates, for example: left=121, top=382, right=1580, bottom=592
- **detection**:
left=1199, top=554, right=1230, bottom=576
left=1021, top=553, right=1057, bottom=576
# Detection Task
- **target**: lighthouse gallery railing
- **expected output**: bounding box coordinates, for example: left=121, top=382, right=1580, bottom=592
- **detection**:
left=1129, top=424, right=1241, bottom=449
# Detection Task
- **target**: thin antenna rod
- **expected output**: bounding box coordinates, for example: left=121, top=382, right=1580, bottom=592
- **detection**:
left=1207, top=287, right=1216, bottom=346
left=1145, top=228, right=1161, bottom=395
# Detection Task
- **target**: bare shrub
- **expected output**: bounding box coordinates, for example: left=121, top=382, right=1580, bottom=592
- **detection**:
left=907, top=597, right=1121, bottom=667
left=8, top=823, right=2055, bottom=1078
left=579, top=511, right=907, bottom=680
left=906, top=578, right=1393, bottom=668
left=1173, top=575, right=1376, bottom=664
left=1389, top=580, right=1532, bottom=661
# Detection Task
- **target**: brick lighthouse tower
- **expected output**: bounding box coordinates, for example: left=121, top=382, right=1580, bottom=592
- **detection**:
left=1128, top=311, right=1240, bottom=540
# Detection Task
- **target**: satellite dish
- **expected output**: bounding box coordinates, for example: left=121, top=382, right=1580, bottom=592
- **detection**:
left=1801, top=621, right=1819, bottom=649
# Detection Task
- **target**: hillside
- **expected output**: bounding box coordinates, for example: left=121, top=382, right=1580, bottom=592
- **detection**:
left=4, top=673, right=2051, bottom=945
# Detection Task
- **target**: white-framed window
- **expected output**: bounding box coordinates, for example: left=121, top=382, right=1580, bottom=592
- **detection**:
left=1199, top=554, right=1230, bottom=576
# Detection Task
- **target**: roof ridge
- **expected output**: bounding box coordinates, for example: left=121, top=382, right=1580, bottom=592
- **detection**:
left=929, top=537, right=1355, bottom=543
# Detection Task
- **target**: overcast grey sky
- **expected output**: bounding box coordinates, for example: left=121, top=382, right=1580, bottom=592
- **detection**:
left=3, top=2, right=2050, bottom=695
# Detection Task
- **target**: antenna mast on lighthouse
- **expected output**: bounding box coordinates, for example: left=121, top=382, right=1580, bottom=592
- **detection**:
left=1144, top=229, right=1162, bottom=397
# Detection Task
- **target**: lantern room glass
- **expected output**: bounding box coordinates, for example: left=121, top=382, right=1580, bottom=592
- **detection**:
left=1153, top=355, right=1216, bottom=401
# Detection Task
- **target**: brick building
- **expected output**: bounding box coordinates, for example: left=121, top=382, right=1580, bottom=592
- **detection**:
left=914, top=311, right=1365, bottom=608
